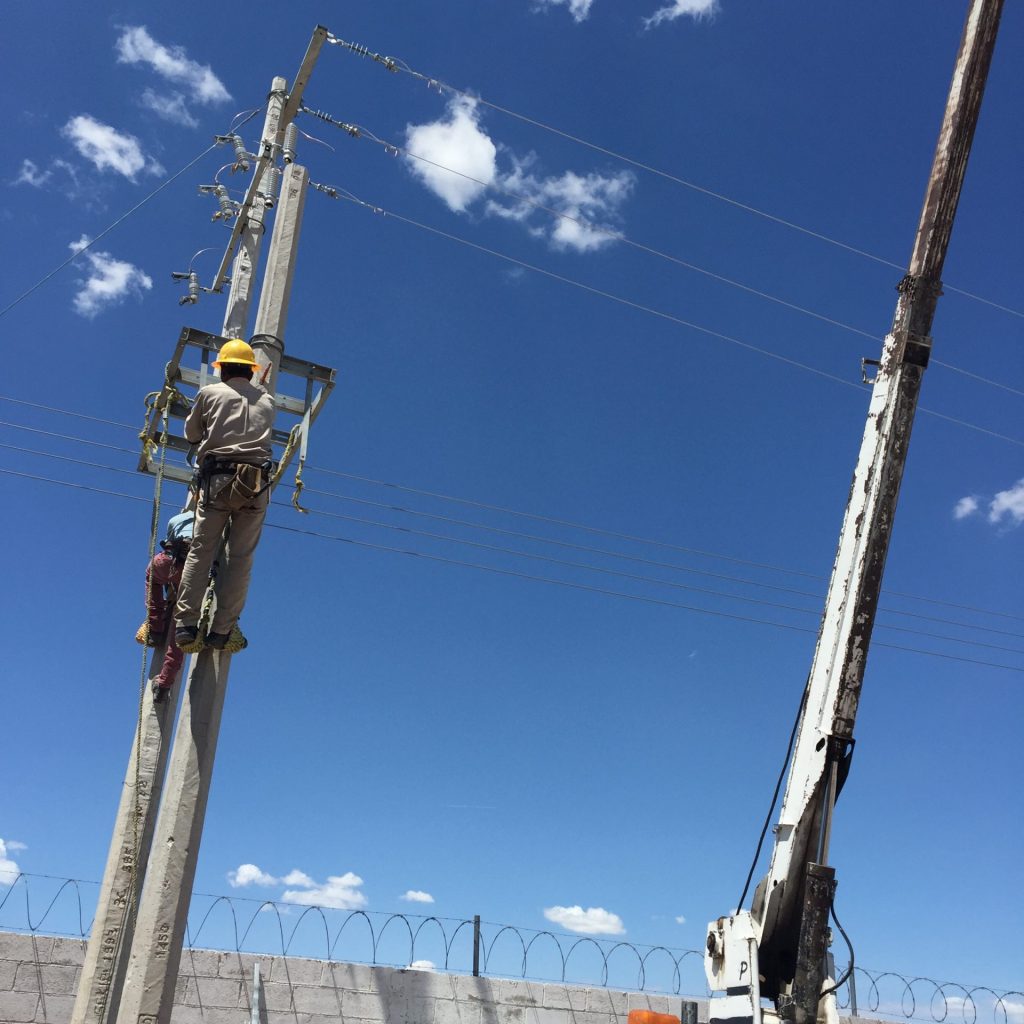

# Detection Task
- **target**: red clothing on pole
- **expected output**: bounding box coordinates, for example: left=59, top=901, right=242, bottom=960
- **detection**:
left=146, top=551, right=185, bottom=688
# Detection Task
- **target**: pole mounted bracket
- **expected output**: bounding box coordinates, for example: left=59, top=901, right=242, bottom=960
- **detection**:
left=860, top=357, right=881, bottom=384
left=138, top=326, right=336, bottom=486
left=893, top=330, right=933, bottom=369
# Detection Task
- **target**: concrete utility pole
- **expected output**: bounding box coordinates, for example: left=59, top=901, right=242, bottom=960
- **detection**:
left=703, top=5, right=1005, bottom=1024
left=252, top=160, right=309, bottom=389
left=70, top=87, right=295, bottom=1024
left=222, top=78, right=286, bottom=341
left=112, top=32, right=324, bottom=1024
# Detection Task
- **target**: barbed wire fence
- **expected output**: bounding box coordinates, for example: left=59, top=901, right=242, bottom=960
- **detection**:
left=1, top=873, right=1021, bottom=1024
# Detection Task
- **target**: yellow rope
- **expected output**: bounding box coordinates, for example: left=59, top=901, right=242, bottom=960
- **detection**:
left=269, top=422, right=310, bottom=513
left=138, top=362, right=192, bottom=465
left=270, top=423, right=301, bottom=489
left=291, top=459, right=309, bottom=514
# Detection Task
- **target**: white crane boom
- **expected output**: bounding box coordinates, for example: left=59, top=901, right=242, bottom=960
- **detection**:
left=704, top=4, right=1005, bottom=1024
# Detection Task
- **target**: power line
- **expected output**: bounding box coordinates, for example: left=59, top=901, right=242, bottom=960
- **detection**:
left=314, top=183, right=1024, bottom=450
left=2, top=417, right=1017, bottom=639
left=319, top=184, right=876, bottom=388
left=299, top=484, right=1024, bottom=641
left=0, top=420, right=141, bottom=457
left=2, top=393, right=1021, bottom=625
left=296, top=498, right=1024, bottom=657
left=298, top=472, right=1024, bottom=625
left=323, top=33, right=1024, bottom=321
left=3, top=444, right=1022, bottom=659
left=2, top=148, right=212, bottom=321
left=3, top=463, right=1021, bottom=673
left=0, top=395, right=136, bottom=431
left=0, top=109, right=263, bottom=321
left=307, top=110, right=1022, bottom=400
left=0, top=467, right=148, bottom=504
left=269, top=521, right=1024, bottom=674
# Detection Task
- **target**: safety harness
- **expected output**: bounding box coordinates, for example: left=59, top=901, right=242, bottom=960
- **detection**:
left=195, top=454, right=274, bottom=507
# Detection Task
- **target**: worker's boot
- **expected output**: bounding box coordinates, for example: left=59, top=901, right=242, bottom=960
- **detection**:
left=175, top=625, right=205, bottom=654
left=151, top=680, right=173, bottom=704
left=206, top=625, right=248, bottom=653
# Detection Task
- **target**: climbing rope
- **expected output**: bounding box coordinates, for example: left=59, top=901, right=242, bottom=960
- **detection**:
left=270, top=421, right=310, bottom=513
left=139, top=362, right=191, bottom=467
left=194, top=540, right=222, bottom=646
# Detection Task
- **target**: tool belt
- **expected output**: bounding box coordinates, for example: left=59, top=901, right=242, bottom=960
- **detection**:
left=196, top=455, right=273, bottom=506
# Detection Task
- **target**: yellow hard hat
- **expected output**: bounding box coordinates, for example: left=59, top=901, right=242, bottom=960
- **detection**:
left=212, top=338, right=259, bottom=369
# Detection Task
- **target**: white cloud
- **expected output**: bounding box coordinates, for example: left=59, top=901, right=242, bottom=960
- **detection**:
left=12, top=159, right=89, bottom=201
left=116, top=26, right=230, bottom=104
left=281, top=869, right=315, bottom=887
left=543, top=905, right=625, bottom=935
left=12, top=159, right=52, bottom=188
left=401, top=890, right=435, bottom=904
left=282, top=871, right=367, bottom=910
left=989, top=478, right=1024, bottom=527
left=404, top=96, right=497, bottom=213
left=228, top=863, right=278, bottom=888
left=644, top=0, right=718, bottom=29
left=62, top=116, right=162, bottom=181
left=0, top=839, right=24, bottom=885
left=140, top=88, right=198, bottom=128
left=408, top=960, right=436, bottom=971
left=404, top=99, right=633, bottom=253
left=953, top=495, right=979, bottom=520
left=68, top=236, right=153, bottom=318
left=674, top=914, right=687, bottom=925
left=534, top=0, right=596, bottom=22
left=488, top=160, right=634, bottom=252
left=1001, top=1000, right=1024, bottom=1024
left=944, top=996, right=1024, bottom=1024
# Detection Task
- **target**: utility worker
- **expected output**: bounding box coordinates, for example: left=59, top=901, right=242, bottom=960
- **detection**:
left=137, top=510, right=194, bottom=703
left=174, top=338, right=275, bottom=654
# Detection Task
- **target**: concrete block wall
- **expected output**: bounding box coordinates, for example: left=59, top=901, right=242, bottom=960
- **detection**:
left=0, top=931, right=701, bottom=1024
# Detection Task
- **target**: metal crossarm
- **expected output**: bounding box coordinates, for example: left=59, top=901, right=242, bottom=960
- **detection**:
left=137, top=326, right=336, bottom=485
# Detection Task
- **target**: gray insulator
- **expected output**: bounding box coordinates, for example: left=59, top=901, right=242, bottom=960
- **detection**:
left=283, top=123, right=299, bottom=164
left=231, top=134, right=251, bottom=172
left=178, top=271, right=200, bottom=305
left=216, top=186, right=234, bottom=220
left=261, top=166, right=282, bottom=207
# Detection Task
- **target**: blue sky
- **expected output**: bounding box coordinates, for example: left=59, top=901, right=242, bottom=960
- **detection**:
left=1, top=0, right=1022, bottom=1006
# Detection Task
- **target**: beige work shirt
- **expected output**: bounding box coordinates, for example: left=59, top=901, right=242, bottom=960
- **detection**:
left=185, top=378, right=276, bottom=465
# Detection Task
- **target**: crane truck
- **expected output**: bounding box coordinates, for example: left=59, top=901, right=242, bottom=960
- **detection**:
left=703, top=4, right=1004, bottom=1024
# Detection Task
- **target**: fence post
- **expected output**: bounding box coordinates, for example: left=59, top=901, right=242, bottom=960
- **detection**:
left=848, top=966, right=858, bottom=1018
left=472, top=915, right=481, bottom=977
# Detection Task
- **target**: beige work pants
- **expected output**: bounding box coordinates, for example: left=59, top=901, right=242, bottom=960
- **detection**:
left=175, top=474, right=269, bottom=635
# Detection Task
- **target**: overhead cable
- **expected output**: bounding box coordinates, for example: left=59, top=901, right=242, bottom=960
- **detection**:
left=3, top=464, right=1021, bottom=673
left=323, top=33, right=1024, bottom=320
left=3, top=446, right=1022, bottom=659
left=298, top=497, right=1024, bottom=657
left=313, top=184, right=1024, bottom=449
left=299, top=483, right=1024, bottom=641
left=0, top=394, right=136, bottom=430
left=2, top=392, right=1020, bottom=625
left=2, top=418, right=1018, bottom=638
left=307, top=109, right=1021, bottom=399
left=0, top=108, right=262, bottom=321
